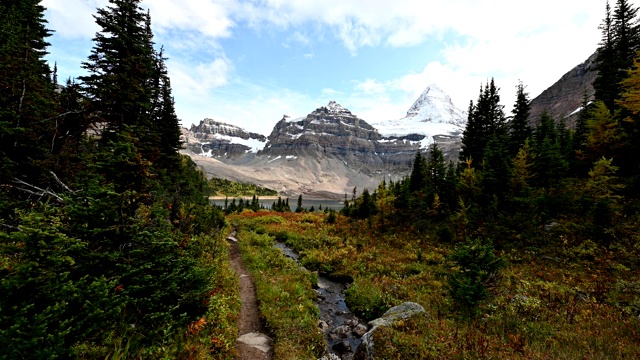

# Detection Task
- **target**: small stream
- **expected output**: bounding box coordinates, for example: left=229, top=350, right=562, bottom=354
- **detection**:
left=274, top=242, right=365, bottom=359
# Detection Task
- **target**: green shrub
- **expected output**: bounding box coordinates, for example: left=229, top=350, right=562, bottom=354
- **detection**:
left=447, top=238, right=505, bottom=318
left=345, top=277, right=391, bottom=321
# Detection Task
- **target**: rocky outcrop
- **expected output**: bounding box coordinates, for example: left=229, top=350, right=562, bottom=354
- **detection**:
left=182, top=118, right=266, bottom=159
left=354, top=302, right=427, bottom=360
left=529, top=51, right=597, bottom=128
left=260, top=101, right=419, bottom=175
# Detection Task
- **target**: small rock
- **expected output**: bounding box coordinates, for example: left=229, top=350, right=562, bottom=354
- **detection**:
left=344, top=319, right=358, bottom=327
left=319, top=354, right=341, bottom=360
left=318, top=320, right=329, bottom=332
left=332, top=340, right=351, bottom=354
left=355, top=302, right=428, bottom=360
left=329, top=325, right=350, bottom=340
left=237, top=332, right=273, bottom=354
left=353, top=324, right=368, bottom=337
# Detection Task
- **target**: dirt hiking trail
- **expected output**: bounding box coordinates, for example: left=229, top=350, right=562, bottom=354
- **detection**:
left=227, top=230, right=273, bottom=360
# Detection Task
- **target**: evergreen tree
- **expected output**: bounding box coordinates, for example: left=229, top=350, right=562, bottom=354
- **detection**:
left=460, top=79, right=507, bottom=168
left=460, top=100, right=479, bottom=165
left=296, top=194, right=303, bottom=213
left=409, top=151, right=428, bottom=193
left=151, top=48, right=182, bottom=169
left=425, top=143, right=447, bottom=215
left=80, top=0, right=157, bottom=153
left=480, top=135, right=511, bottom=200
left=441, top=161, right=459, bottom=212
left=509, top=81, right=533, bottom=157
left=595, top=1, right=618, bottom=110
left=534, top=111, right=557, bottom=146
left=355, top=188, right=376, bottom=219
left=594, top=0, right=640, bottom=111
left=0, top=0, right=56, bottom=182
left=613, top=0, right=640, bottom=71
left=574, top=90, right=593, bottom=152
left=617, top=52, right=640, bottom=189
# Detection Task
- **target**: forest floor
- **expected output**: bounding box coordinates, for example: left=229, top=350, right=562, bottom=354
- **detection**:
left=226, top=231, right=273, bottom=360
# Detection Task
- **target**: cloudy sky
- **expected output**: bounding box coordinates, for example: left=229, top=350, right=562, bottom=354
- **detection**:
left=42, top=0, right=623, bottom=135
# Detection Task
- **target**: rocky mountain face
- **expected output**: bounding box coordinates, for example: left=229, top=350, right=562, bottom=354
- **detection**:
left=529, top=51, right=597, bottom=127
left=182, top=86, right=468, bottom=198
left=259, top=101, right=420, bottom=175
left=182, top=118, right=267, bottom=159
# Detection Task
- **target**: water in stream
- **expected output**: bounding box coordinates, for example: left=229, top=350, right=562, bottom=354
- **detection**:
left=274, top=242, right=365, bottom=359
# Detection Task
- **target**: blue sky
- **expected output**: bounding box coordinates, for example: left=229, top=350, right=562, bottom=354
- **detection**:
left=42, top=0, right=622, bottom=135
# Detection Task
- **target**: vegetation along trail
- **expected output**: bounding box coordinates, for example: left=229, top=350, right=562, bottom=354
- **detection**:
left=227, top=230, right=273, bottom=360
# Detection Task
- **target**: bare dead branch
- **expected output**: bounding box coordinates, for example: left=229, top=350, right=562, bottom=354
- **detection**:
left=12, top=178, right=64, bottom=204
left=0, top=223, right=21, bottom=232
left=49, top=171, right=75, bottom=193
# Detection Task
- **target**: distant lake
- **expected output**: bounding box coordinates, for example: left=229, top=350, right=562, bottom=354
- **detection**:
left=210, top=197, right=344, bottom=211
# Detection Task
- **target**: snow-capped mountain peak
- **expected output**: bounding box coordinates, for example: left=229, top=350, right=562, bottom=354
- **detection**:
left=325, top=100, right=351, bottom=115
left=373, top=83, right=467, bottom=148
left=405, top=84, right=466, bottom=126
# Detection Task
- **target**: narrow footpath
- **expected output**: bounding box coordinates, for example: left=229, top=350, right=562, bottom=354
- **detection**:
left=226, top=230, right=273, bottom=360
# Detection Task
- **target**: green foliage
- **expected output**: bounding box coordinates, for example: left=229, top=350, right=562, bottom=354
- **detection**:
left=345, top=277, right=392, bottom=321
left=0, top=207, right=121, bottom=359
left=326, top=209, right=337, bottom=224
left=447, top=239, right=505, bottom=318
left=509, top=81, right=533, bottom=157
left=208, top=176, right=277, bottom=197
left=237, top=230, right=325, bottom=359
left=460, top=78, right=507, bottom=168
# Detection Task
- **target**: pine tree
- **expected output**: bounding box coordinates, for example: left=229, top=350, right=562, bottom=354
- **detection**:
left=80, top=0, right=157, bottom=149
left=617, top=51, right=640, bottom=189
left=613, top=0, right=640, bottom=70
left=480, top=135, right=511, bottom=200
left=595, top=1, right=618, bottom=110
left=409, top=151, right=428, bottom=193
left=574, top=89, right=593, bottom=151
left=425, top=143, right=447, bottom=206
left=0, top=0, right=56, bottom=182
left=509, top=81, right=532, bottom=157
left=151, top=48, right=182, bottom=169
left=296, top=194, right=303, bottom=212
left=534, top=111, right=557, bottom=146
left=594, top=0, right=640, bottom=111
left=460, top=79, right=507, bottom=168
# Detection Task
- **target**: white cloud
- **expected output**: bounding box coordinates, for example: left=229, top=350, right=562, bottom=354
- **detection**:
left=147, top=0, right=235, bottom=38
left=355, top=79, right=387, bottom=95
left=42, top=0, right=104, bottom=39
left=170, top=57, right=233, bottom=101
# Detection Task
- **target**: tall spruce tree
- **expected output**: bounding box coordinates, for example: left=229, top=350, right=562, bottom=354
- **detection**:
left=509, top=81, right=532, bottom=157
left=80, top=0, right=157, bottom=150
left=426, top=143, right=447, bottom=202
left=594, top=0, right=640, bottom=111
left=595, top=1, right=618, bottom=110
left=409, top=151, right=428, bottom=193
left=460, top=78, right=507, bottom=168
left=0, top=0, right=56, bottom=182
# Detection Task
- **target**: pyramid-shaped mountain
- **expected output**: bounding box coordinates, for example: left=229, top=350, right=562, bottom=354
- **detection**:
left=373, top=84, right=466, bottom=148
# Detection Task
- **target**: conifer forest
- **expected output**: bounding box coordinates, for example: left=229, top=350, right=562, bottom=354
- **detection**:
left=3, top=0, right=640, bottom=359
